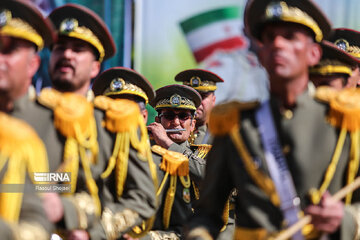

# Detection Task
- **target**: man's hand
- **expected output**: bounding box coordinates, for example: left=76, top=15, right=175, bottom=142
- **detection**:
left=147, top=122, right=174, bottom=148
left=305, top=192, right=344, bottom=234
left=42, top=192, right=64, bottom=223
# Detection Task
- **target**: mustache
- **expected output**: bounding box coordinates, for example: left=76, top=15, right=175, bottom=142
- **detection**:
left=54, top=60, right=75, bottom=72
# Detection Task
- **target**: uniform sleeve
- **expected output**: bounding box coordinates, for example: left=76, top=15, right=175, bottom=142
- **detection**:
left=186, top=136, right=234, bottom=240
left=168, top=142, right=206, bottom=185
left=99, top=146, right=157, bottom=239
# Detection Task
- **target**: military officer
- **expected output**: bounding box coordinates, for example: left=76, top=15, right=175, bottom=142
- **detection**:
left=148, top=84, right=206, bottom=184
left=43, top=4, right=157, bottom=240
left=175, top=69, right=223, bottom=145
left=0, top=0, right=56, bottom=238
left=310, top=40, right=359, bottom=89
left=328, top=28, right=360, bottom=87
left=187, top=0, right=360, bottom=240
left=47, top=3, right=116, bottom=99
left=175, top=69, right=234, bottom=240
left=93, top=67, right=194, bottom=239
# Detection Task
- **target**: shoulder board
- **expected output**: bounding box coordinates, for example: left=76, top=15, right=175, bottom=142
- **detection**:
left=37, top=88, right=63, bottom=109
left=160, top=150, right=189, bottom=176
left=98, top=98, right=141, bottom=133
left=209, top=101, right=258, bottom=136
left=93, top=95, right=113, bottom=111
left=314, top=86, right=339, bottom=103
left=190, top=144, right=212, bottom=159
left=151, top=145, right=168, bottom=156
left=327, top=88, right=360, bottom=132
left=53, top=93, right=94, bottom=138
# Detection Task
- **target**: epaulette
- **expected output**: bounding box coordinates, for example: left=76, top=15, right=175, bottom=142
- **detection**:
left=39, top=90, right=101, bottom=216
left=311, top=87, right=360, bottom=205
left=97, top=96, right=158, bottom=200
left=190, top=144, right=212, bottom=159
left=209, top=101, right=259, bottom=136
left=152, top=145, right=190, bottom=229
left=37, top=88, right=63, bottom=109
left=0, top=113, right=49, bottom=223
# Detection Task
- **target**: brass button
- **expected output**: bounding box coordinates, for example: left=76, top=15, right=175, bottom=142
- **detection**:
left=283, top=109, right=293, bottom=120
left=283, top=145, right=291, bottom=154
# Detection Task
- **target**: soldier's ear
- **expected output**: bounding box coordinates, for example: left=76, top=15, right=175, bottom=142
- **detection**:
left=307, top=42, right=322, bottom=67
left=155, top=116, right=161, bottom=123
left=28, top=53, right=41, bottom=79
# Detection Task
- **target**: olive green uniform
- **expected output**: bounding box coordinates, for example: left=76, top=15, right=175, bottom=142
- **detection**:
left=188, top=91, right=359, bottom=240
left=140, top=147, right=194, bottom=240
left=12, top=94, right=157, bottom=238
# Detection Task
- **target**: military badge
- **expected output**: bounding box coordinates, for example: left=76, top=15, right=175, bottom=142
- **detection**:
left=60, top=18, right=78, bottom=33
left=190, top=76, right=201, bottom=87
left=0, top=10, right=11, bottom=27
left=170, top=94, right=181, bottom=107
left=183, top=188, right=191, bottom=203
left=334, top=39, right=349, bottom=52
left=110, top=78, right=125, bottom=92
left=266, top=1, right=283, bottom=18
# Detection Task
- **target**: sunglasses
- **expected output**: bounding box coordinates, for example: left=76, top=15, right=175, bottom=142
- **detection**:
left=159, top=112, right=192, bottom=122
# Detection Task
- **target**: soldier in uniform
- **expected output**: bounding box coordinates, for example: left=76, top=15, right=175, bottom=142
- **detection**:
left=175, top=69, right=235, bottom=240
left=310, top=40, right=359, bottom=89
left=43, top=4, right=157, bottom=240
left=93, top=67, right=194, bottom=239
left=187, top=0, right=360, bottom=239
left=47, top=3, right=116, bottom=99
left=328, top=28, right=360, bottom=88
left=0, top=0, right=55, bottom=238
left=148, top=84, right=206, bottom=185
left=175, top=69, right=223, bottom=145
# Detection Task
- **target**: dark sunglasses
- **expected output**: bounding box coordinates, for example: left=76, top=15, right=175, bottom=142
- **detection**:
left=159, top=112, right=192, bottom=122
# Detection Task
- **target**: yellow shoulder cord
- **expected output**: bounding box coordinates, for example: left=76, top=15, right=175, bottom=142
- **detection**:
left=128, top=145, right=168, bottom=239
left=229, top=126, right=280, bottom=207
left=158, top=150, right=189, bottom=229
left=54, top=93, right=101, bottom=216
left=99, top=98, right=157, bottom=199
left=220, top=199, right=230, bottom=232
left=310, top=88, right=360, bottom=205
left=0, top=113, right=49, bottom=223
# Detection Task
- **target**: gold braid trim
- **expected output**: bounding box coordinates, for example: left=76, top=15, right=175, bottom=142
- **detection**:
left=191, top=144, right=212, bottom=159
left=220, top=199, right=230, bottom=232
left=148, top=231, right=180, bottom=240
left=11, top=222, right=49, bottom=240
left=314, top=86, right=340, bottom=103
left=67, top=192, right=96, bottom=230
left=0, top=113, right=49, bottom=223
left=0, top=10, right=44, bottom=50
left=160, top=151, right=189, bottom=177
left=234, top=227, right=268, bottom=240
left=100, top=98, right=157, bottom=200
left=53, top=93, right=100, bottom=215
left=101, top=207, right=139, bottom=240
left=328, top=88, right=360, bottom=132
left=163, top=176, right=177, bottom=229
left=209, top=101, right=258, bottom=136
left=310, top=88, right=360, bottom=204
left=37, top=88, right=63, bottom=109
left=230, top=126, right=280, bottom=207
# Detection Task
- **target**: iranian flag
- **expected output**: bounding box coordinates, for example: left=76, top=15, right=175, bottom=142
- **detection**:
left=180, top=6, right=247, bottom=63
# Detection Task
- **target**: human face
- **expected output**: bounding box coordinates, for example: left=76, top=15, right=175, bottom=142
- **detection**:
left=196, top=91, right=215, bottom=126
left=0, top=36, right=39, bottom=110
left=259, top=23, right=321, bottom=84
left=157, top=108, right=195, bottom=143
left=49, top=37, right=100, bottom=94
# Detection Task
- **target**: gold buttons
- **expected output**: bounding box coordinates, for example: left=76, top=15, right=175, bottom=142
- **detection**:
left=283, top=109, right=293, bottom=120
